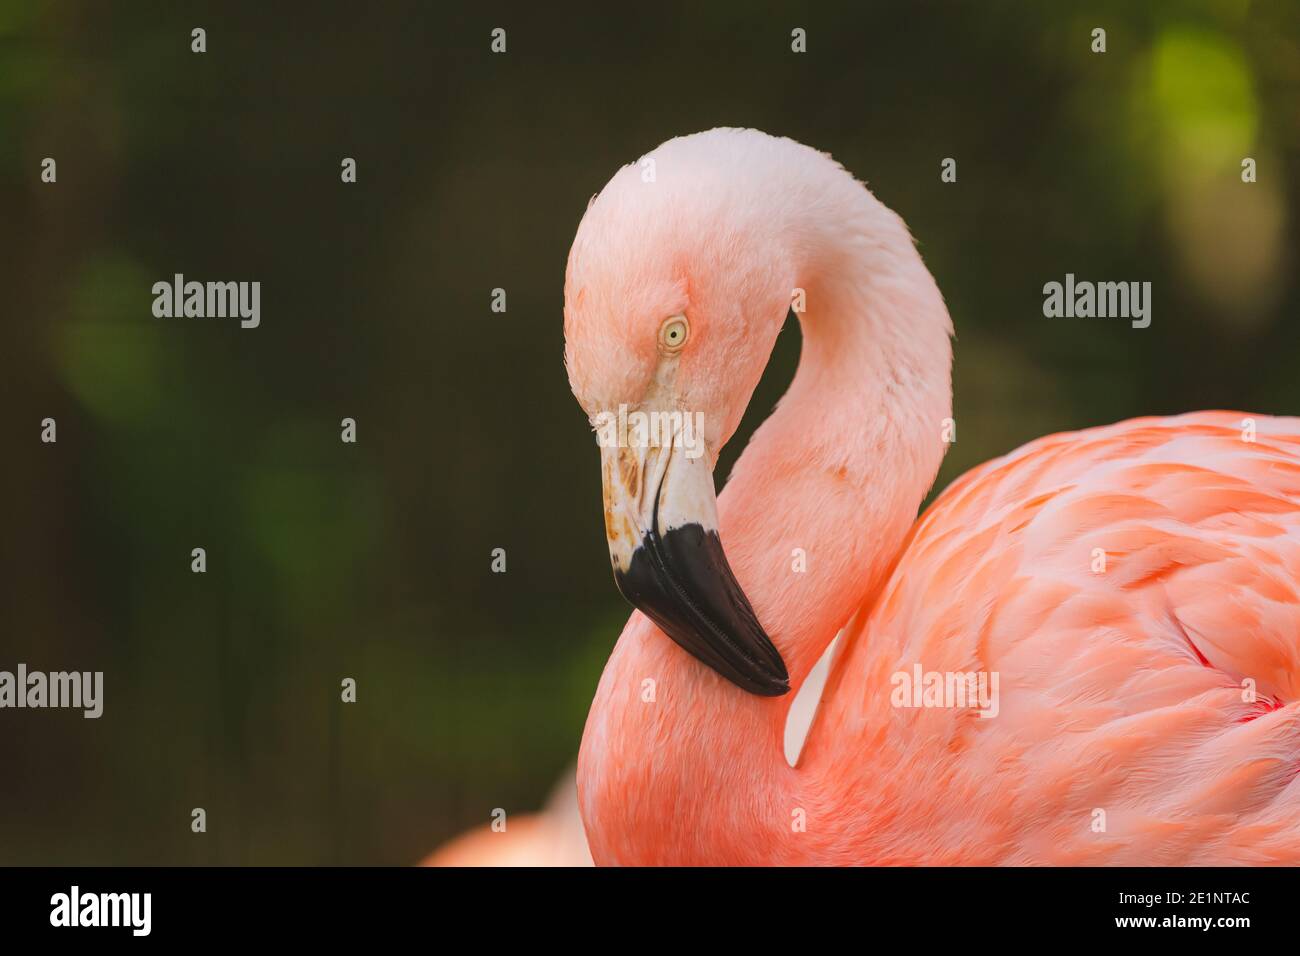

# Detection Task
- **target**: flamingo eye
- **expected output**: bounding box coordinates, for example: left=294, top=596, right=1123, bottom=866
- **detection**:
left=659, top=315, right=689, bottom=352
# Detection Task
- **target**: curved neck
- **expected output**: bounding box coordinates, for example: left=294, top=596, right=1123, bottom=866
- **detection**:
left=578, top=181, right=952, bottom=865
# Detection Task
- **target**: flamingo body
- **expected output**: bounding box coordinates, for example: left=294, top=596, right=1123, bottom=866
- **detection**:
left=564, top=128, right=1300, bottom=865
left=422, top=771, right=594, bottom=867
left=803, top=411, right=1300, bottom=865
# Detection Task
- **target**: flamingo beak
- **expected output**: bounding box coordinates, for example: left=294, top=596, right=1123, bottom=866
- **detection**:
left=599, top=434, right=790, bottom=697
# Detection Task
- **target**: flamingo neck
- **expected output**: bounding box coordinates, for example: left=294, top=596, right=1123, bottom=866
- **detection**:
left=579, top=179, right=952, bottom=865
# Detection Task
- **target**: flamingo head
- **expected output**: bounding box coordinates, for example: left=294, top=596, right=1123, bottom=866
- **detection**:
left=562, top=130, right=798, bottom=697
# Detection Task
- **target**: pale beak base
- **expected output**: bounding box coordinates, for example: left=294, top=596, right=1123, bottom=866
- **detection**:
left=600, top=436, right=789, bottom=696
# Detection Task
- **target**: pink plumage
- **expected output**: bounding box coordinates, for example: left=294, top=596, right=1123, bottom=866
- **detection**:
left=564, top=128, right=1300, bottom=865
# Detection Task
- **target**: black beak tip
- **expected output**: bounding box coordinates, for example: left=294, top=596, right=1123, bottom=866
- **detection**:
left=752, top=673, right=792, bottom=697
left=614, top=523, right=791, bottom=698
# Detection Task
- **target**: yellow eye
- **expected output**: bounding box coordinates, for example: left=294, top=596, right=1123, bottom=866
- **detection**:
left=659, top=315, right=689, bottom=352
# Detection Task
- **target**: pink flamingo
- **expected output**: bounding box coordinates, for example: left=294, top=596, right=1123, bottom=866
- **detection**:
left=564, top=128, right=1300, bottom=865
left=421, top=655, right=833, bottom=865
left=421, top=771, right=593, bottom=867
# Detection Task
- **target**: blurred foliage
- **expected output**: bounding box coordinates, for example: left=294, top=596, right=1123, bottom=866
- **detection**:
left=0, top=0, right=1297, bottom=863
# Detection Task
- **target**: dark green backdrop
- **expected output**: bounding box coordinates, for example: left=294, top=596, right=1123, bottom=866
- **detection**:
left=2, top=0, right=1297, bottom=863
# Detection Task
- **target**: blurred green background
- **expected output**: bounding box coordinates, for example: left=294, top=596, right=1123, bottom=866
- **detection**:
left=1, top=0, right=1297, bottom=863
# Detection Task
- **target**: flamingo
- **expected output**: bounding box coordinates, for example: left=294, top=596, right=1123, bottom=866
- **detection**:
left=563, top=128, right=1300, bottom=865
left=421, top=647, right=834, bottom=865
left=421, top=770, right=593, bottom=867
